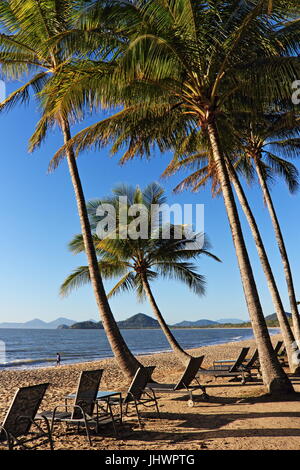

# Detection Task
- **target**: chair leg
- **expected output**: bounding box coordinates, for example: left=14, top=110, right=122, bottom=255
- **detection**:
left=188, top=391, right=194, bottom=407
left=133, top=400, right=143, bottom=428
left=107, top=401, right=119, bottom=438
left=82, top=416, right=92, bottom=447
left=36, top=416, right=54, bottom=450
left=151, top=390, right=161, bottom=418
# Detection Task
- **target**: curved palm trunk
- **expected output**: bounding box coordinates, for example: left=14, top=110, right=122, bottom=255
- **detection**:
left=228, top=162, right=299, bottom=374
left=60, top=116, right=142, bottom=379
left=207, top=120, right=293, bottom=394
left=255, top=159, right=300, bottom=344
left=140, top=272, right=192, bottom=365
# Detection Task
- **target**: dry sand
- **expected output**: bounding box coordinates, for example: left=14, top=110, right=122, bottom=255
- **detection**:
left=1, top=332, right=300, bottom=451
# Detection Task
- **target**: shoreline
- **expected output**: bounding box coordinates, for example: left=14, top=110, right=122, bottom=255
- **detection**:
left=0, top=327, right=280, bottom=371
left=0, top=331, right=281, bottom=376
left=0, top=327, right=280, bottom=372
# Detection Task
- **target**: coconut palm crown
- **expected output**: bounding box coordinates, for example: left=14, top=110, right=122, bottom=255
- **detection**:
left=61, top=182, right=221, bottom=364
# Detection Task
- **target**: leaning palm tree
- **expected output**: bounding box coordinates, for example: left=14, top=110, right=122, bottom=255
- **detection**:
left=0, top=0, right=142, bottom=378
left=49, top=0, right=298, bottom=392
left=61, top=183, right=221, bottom=366
left=231, top=111, right=300, bottom=344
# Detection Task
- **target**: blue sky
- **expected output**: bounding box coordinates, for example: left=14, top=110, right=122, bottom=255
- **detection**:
left=0, top=83, right=299, bottom=325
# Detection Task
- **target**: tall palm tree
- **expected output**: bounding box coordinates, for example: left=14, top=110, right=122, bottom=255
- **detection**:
left=0, top=0, right=142, bottom=378
left=231, top=112, right=300, bottom=343
left=49, top=0, right=298, bottom=392
left=163, top=143, right=299, bottom=373
left=60, top=182, right=221, bottom=365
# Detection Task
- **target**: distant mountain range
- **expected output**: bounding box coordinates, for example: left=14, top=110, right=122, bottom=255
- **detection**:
left=66, top=314, right=247, bottom=329
left=1, top=313, right=272, bottom=330
left=0, top=317, right=76, bottom=329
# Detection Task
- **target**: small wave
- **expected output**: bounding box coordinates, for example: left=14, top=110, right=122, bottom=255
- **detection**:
left=0, top=357, right=55, bottom=368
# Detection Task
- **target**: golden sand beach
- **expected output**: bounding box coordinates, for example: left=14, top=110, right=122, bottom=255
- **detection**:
left=1, top=333, right=299, bottom=451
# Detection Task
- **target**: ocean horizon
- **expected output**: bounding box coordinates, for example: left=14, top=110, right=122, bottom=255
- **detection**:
left=0, top=327, right=280, bottom=370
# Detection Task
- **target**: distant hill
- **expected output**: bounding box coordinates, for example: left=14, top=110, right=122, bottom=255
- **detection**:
left=0, top=317, right=76, bottom=329
left=66, top=314, right=160, bottom=330
left=265, top=312, right=291, bottom=322
left=265, top=312, right=291, bottom=327
left=118, top=313, right=159, bottom=329
left=173, top=319, right=218, bottom=327
left=69, top=321, right=103, bottom=330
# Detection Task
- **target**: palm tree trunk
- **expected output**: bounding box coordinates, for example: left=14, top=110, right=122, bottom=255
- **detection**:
left=207, top=120, right=293, bottom=394
left=228, top=161, right=299, bottom=374
left=140, top=272, right=192, bottom=365
left=254, top=159, right=300, bottom=344
left=59, top=115, right=142, bottom=379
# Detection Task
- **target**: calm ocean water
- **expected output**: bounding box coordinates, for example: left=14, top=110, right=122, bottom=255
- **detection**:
left=0, top=327, right=279, bottom=370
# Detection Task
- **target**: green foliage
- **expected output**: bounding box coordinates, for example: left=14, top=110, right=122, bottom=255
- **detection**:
left=61, top=182, right=221, bottom=300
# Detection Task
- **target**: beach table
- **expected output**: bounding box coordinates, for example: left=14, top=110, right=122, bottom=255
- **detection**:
left=64, top=390, right=123, bottom=435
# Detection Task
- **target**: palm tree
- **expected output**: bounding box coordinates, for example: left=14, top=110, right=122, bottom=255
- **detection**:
left=231, top=112, right=300, bottom=344
left=60, top=182, right=221, bottom=365
left=49, top=0, right=298, bottom=392
left=163, top=144, right=299, bottom=373
left=0, top=0, right=141, bottom=378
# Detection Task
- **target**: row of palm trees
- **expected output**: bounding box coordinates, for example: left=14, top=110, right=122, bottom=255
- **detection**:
left=0, top=0, right=300, bottom=393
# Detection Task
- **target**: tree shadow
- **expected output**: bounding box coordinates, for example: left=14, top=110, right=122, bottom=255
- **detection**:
left=119, top=407, right=300, bottom=445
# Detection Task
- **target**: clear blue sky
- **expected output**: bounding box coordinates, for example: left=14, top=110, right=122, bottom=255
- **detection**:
left=0, top=82, right=299, bottom=325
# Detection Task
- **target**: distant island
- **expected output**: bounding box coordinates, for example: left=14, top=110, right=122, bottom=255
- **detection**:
left=0, top=312, right=288, bottom=330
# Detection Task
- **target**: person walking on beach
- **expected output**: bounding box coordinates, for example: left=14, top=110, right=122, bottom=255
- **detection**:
left=56, top=352, right=61, bottom=366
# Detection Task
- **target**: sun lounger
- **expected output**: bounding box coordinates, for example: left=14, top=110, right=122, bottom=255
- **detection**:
left=196, top=347, right=256, bottom=384
left=103, top=365, right=161, bottom=428
left=0, top=383, right=53, bottom=450
left=146, top=356, right=207, bottom=407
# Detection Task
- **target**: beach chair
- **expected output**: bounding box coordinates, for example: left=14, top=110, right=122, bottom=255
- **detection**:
left=0, top=383, right=53, bottom=450
left=240, top=349, right=261, bottom=378
left=196, top=347, right=253, bottom=384
left=38, top=369, right=110, bottom=446
left=106, top=365, right=160, bottom=428
left=146, top=356, right=207, bottom=407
